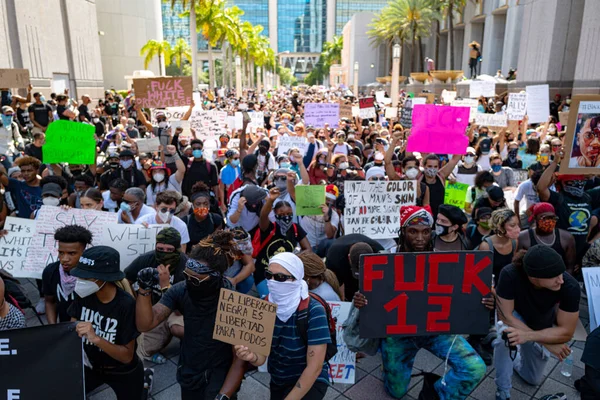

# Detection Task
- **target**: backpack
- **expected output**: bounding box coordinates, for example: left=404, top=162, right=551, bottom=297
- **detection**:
left=251, top=222, right=298, bottom=258
left=296, top=293, right=338, bottom=363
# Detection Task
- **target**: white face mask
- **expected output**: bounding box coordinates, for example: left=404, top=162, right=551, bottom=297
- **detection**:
left=153, top=172, right=165, bottom=183
left=405, top=167, right=419, bottom=179
left=338, top=162, right=349, bottom=170
left=74, top=279, right=102, bottom=298
left=267, top=279, right=303, bottom=323
left=464, top=155, right=475, bottom=164
left=43, top=197, right=61, bottom=207
left=158, top=121, right=168, bottom=129
left=157, top=210, right=171, bottom=223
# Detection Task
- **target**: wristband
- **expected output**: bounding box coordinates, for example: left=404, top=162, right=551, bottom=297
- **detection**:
left=137, top=289, right=152, bottom=297
left=160, top=284, right=171, bottom=291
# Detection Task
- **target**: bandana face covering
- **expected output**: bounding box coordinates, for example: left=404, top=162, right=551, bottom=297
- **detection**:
left=563, top=180, right=585, bottom=197
left=276, top=214, right=294, bottom=235
left=59, top=266, right=77, bottom=297
left=194, top=207, right=209, bottom=218
left=537, top=218, right=557, bottom=234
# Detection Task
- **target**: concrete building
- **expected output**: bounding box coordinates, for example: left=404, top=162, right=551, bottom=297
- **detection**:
left=97, top=0, right=163, bottom=90
left=0, top=0, right=104, bottom=98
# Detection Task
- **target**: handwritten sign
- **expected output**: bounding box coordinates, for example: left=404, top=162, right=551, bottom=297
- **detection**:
left=101, top=224, right=168, bottom=270
left=42, top=120, right=96, bottom=164
left=304, top=103, right=340, bottom=128
left=470, top=81, right=495, bottom=98
left=133, top=77, right=193, bottom=108
left=234, top=111, right=265, bottom=129
left=25, top=207, right=118, bottom=279
left=152, top=107, right=190, bottom=122
left=0, top=217, right=36, bottom=278
left=328, top=301, right=355, bottom=384
left=407, top=105, right=470, bottom=154
left=190, top=110, right=228, bottom=140
left=582, top=267, right=600, bottom=331
left=359, top=97, right=376, bottom=119
left=526, top=84, right=550, bottom=124
left=344, top=180, right=417, bottom=239
left=296, top=185, right=325, bottom=216
left=444, top=182, right=469, bottom=210
left=278, top=136, right=308, bottom=156
left=451, top=98, right=479, bottom=122
left=339, top=102, right=353, bottom=119
left=135, top=137, right=160, bottom=153
left=0, top=68, right=30, bottom=88
left=506, top=93, right=527, bottom=121
left=475, top=113, right=507, bottom=128
left=213, top=288, right=277, bottom=356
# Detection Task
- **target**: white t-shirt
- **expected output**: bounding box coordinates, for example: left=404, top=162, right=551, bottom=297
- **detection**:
left=117, top=204, right=156, bottom=224
left=300, top=212, right=340, bottom=247
left=102, top=191, right=118, bottom=213
left=333, top=143, right=349, bottom=155
left=146, top=175, right=182, bottom=206
left=257, top=152, right=277, bottom=174
left=514, top=180, right=540, bottom=214
left=227, top=185, right=269, bottom=232
left=311, top=282, right=341, bottom=302
left=136, top=213, right=190, bottom=244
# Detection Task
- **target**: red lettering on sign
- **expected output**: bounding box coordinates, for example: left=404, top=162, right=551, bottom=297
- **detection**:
left=363, top=255, right=386, bottom=292
left=427, top=253, right=457, bottom=294
left=394, top=254, right=425, bottom=291
left=462, top=254, right=491, bottom=295
left=426, top=296, right=452, bottom=332
left=384, top=293, right=417, bottom=334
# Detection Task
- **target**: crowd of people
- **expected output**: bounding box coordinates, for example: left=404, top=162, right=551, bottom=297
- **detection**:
left=0, top=84, right=599, bottom=400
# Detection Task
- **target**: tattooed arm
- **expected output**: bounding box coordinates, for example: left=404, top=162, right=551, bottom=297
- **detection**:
left=284, top=344, right=327, bottom=400
left=135, top=289, right=173, bottom=332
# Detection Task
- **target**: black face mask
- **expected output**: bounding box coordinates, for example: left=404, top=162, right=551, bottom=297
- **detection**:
left=259, top=147, right=268, bottom=155
left=186, top=276, right=221, bottom=301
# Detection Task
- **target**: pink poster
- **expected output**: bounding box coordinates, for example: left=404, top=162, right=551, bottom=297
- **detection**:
left=407, top=105, right=470, bottom=154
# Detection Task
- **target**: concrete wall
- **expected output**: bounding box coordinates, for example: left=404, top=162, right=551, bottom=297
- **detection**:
left=572, top=0, right=600, bottom=94
left=342, top=12, right=380, bottom=86
left=96, top=0, right=162, bottom=90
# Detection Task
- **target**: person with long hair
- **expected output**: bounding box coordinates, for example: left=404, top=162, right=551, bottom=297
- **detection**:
left=298, top=252, right=342, bottom=302
left=181, top=182, right=223, bottom=253
left=478, top=208, right=520, bottom=284
left=79, top=188, right=104, bottom=210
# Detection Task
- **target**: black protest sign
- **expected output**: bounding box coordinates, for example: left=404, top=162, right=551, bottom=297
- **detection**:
left=400, top=99, right=413, bottom=128
left=359, top=251, right=493, bottom=338
left=0, top=322, right=84, bottom=399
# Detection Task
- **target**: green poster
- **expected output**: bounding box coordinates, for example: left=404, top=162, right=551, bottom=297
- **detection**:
left=444, top=181, right=470, bottom=209
left=296, top=185, right=325, bottom=216
left=42, top=120, right=96, bottom=164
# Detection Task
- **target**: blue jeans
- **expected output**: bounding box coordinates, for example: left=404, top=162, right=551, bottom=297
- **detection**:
left=235, top=274, right=254, bottom=295
left=493, top=312, right=550, bottom=398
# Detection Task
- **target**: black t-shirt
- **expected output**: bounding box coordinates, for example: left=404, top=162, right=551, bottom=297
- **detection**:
left=124, top=251, right=187, bottom=304
left=28, top=102, right=52, bottom=127
left=326, top=234, right=384, bottom=300
left=126, top=127, right=139, bottom=139
left=100, top=167, right=146, bottom=190
left=496, top=264, right=580, bottom=330
left=160, top=282, right=233, bottom=390
left=182, top=159, right=218, bottom=197
left=181, top=213, right=223, bottom=253
left=254, top=221, right=307, bottom=285
left=57, top=105, right=70, bottom=120
left=425, top=175, right=445, bottom=219
left=68, top=288, right=139, bottom=368
left=24, top=143, right=43, bottom=161
left=78, top=104, right=91, bottom=121
left=471, top=196, right=505, bottom=220
left=42, top=262, right=78, bottom=323
left=16, top=107, right=30, bottom=127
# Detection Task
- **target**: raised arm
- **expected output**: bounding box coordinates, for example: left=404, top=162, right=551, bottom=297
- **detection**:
left=136, top=104, right=153, bottom=131
left=135, top=287, right=173, bottom=332
left=439, top=154, right=462, bottom=180
left=182, top=101, right=194, bottom=121
left=260, top=187, right=279, bottom=232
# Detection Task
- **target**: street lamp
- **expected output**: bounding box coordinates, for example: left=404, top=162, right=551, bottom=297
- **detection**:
left=391, top=44, right=401, bottom=108
left=353, top=62, right=359, bottom=97
left=235, top=55, right=242, bottom=97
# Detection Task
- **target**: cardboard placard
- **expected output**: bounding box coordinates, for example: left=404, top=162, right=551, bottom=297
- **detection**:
left=558, top=111, right=570, bottom=127
left=417, top=93, right=435, bottom=104
left=470, top=81, right=495, bottom=98
left=0, top=217, right=36, bottom=278
left=359, top=251, right=493, bottom=338
left=278, top=136, right=308, bottom=156
left=559, top=96, right=600, bottom=174
left=304, top=103, right=340, bottom=128
left=296, top=185, right=325, bottom=216
left=525, top=84, right=550, bottom=124
left=444, top=182, right=469, bottom=209
left=475, top=113, right=508, bottom=128
left=506, top=93, right=527, bottom=121
left=328, top=301, right=356, bottom=384
left=0, top=68, right=30, bottom=88
left=451, top=98, right=479, bottom=122
left=339, top=102, right=353, bottom=119
left=101, top=224, right=169, bottom=270
left=407, top=105, right=470, bottom=154
left=42, top=120, right=96, bottom=165
left=359, top=98, right=376, bottom=119
left=133, top=77, right=193, bottom=108
left=344, top=180, right=417, bottom=239
left=582, top=267, right=600, bottom=331
left=213, top=288, right=277, bottom=356
left=135, top=137, right=161, bottom=153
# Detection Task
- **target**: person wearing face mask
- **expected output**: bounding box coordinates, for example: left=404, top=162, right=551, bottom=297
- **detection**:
left=308, top=150, right=329, bottom=185
left=332, top=131, right=352, bottom=155
left=28, top=92, right=53, bottom=134
left=223, top=227, right=256, bottom=294
left=100, top=149, right=146, bottom=190
left=489, top=153, right=516, bottom=190
left=502, top=141, right=522, bottom=169
left=67, top=246, right=144, bottom=400
left=269, top=165, right=307, bottom=224
left=1, top=106, right=25, bottom=157
left=125, top=117, right=139, bottom=138
left=434, top=204, right=470, bottom=251
left=146, top=160, right=184, bottom=206
left=528, top=144, right=552, bottom=173
left=42, top=225, right=92, bottom=324
left=181, top=183, right=223, bottom=253
left=182, top=139, right=220, bottom=203
left=136, top=232, right=247, bottom=400
left=474, top=127, right=492, bottom=170
left=467, top=207, right=492, bottom=249
left=124, top=227, right=188, bottom=364
left=235, top=252, right=332, bottom=400
left=249, top=138, right=276, bottom=185
left=470, top=185, right=507, bottom=221
left=420, top=153, right=462, bottom=220
left=300, top=184, right=340, bottom=256
left=118, top=187, right=156, bottom=224
left=219, top=149, right=241, bottom=210
left=138, top=191, right=190, bottom=252
left=453, top=147, right=482, bottom=186
left=30, top=182, right=63, bottom=219
left=303, top=126, right=323, bottom=168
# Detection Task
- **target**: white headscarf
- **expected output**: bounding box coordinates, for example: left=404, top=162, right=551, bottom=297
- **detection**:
left=267, top=252, right=309, bottom=322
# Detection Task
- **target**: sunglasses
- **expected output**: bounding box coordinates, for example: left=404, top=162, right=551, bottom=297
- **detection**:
left=159, top=208, right=176, bottom=214
left=122, top=199, right=137, bottom=204
left=265, top=270, right=296, bottom=282
left=540, top=215, right=558, bottom=221
left=274, top=176, right=287, bottom=182
left=370, top=176, right=386, bottom=181
left=184, top=270, right=209, bottom=286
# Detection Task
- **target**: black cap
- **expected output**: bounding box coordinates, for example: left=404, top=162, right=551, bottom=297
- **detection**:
left=71, top=246, right=124, bottom=282
left=119, top=149, right=134, bottom=158
left=523, top=245, right=566, bottom=279
left=474, top=207, right=492, bottom=220
left=242, top=185, right=267, bottom=205
left=487, top=185, right=504, bottom=202
left=438, top=204, right=468, bottom=226
left=242, top=154, right=258, bottom=171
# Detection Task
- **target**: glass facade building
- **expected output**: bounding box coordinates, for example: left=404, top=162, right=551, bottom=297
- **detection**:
left=334, top=0, right=387, bottom=36
left=277, top=0, right=326, bottom=53
left=161, top=1, right=208, bottom=50
left=228, top=0, right=269, bottom=37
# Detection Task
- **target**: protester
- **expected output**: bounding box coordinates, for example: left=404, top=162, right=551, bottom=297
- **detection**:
left=0, top=156, right=42, bottom=218
left=118, top=187, right=156, bottom=224
left=103, top=178, right=127, bottom=212
left=478, top=208, right=519, bottom=284
left=0, top=276, right=26, bottom=331
left=466, top=207, right=492, bottom=249
left=298, top=251, right=342, bottom=301
left=420, top=153, right=461, bottom=219
left=471, top=185, right=507, bottom=220
left=146, top=157, right=184, bottom=207
left=434, top=204, right=470, bottom=251
left=100, top=149, right=147, bottom=190
left=224, top=227, right=256, bottom=294
left=300, top=184, right=340, bottom=256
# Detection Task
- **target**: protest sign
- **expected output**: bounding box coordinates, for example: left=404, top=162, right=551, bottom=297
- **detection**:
left=304, top=103, right=340, bottom=128
left=101, top=224, right=168, bottom=270
left=451, top=98, right=479, bottom=121
left=344, top=180, right=417, bottom=239
left=213, top=288, right=277, bottom=357
left=42, top=120, right=96, bottom=164
left=229, top=138, right=240, bottom=149
left=558, top=111, right=570, bottom=127
left=359, top=251, right=493, bottom=338
left=328, top=301, right=355, bottom=384
left=170, top=119, right=191, bottom=137
left=339, top=102, right=353, bottom=119
left=375, top=91, right=385, bottom=103
left=250, top=111, right=265, bottom=129
left=359, top=97, right=376, bottom=119
left=444, top=182, right=469, bottom=209
left=558, top=96, right=600, bottom=174
left=296, top=185, right=325, bottom=216
left=0, top=323, right=84, bottom=399
left=135, top=137, right=160, bottom=153
left=351, top=106, right=360, bottom=117
left=191, top=110, right=228, bottom=140
left=278, top=136, right=308, bottom=156
left=0, top=68, right=30, bottom=88
left=25, top=207, right=117, bottom=278
left=525, top=84, right=550, bottom=124
left=513, top=169, right=529, bottom=185
left=441, top=90, right=457, bottom=104
left=0, top=217, right=36, bottom=278
left=470, top=81, right=495, bottom=98
left=385, top=107, right=398, bottom=120
left=506, top=93, right=527, bottom=121
left=133, top=77, right=193, bottom=108
left=400, top=99, right=414, bottom=128
left=152, top=107, right=189, bottom=121
left=475, top=113, right=507, bottom=128
left=582, top=267, right=600, bottom=331
left=417, top=93, right=435, bottom=104
left=407, top=105, right=470, bottom=154
left=226, top=115, right=239, bottom=130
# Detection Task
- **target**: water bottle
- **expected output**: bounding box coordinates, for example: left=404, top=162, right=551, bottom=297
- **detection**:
left=560, top=353, right=573, bottom=377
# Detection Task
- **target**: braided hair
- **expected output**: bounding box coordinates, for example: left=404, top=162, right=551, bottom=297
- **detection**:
left=298, top=252, right=343, bottom=300
left=189, top=231, right=241, bottom=273
left=489, top=208, right=516, bottom=235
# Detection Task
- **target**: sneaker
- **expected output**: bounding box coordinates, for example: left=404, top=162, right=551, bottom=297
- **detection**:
left=142, top=367, right=154, bottom=399
left=35, top=298, right=46, bottom=315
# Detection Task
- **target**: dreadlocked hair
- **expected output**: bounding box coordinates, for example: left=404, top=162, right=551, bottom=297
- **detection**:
left=489, top=208, right=516, bottom=235
left=190, top=230, right=241, bottom=273
left=297, top=252, right=343, bottom=300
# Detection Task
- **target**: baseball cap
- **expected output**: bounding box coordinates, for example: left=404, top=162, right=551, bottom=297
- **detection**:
left=486, top=185, right=504, bottom=202
left=42, top=183, right=62, bottom=198
left=70, top=246, right=124, bottom=282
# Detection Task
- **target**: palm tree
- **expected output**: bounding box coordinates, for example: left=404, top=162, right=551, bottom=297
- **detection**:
left=170, top=38, right=192, bottom=71
left=322, top=35, right=343, bottom=68
left=368, top=11, right=407, bottom=75
left=140, top=40, right=172, bottom=75
left=440, top=0, right=466, bottom=70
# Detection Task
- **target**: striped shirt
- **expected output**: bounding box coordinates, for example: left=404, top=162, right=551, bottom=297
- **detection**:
left=268, top=298, right=331, bottom=386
